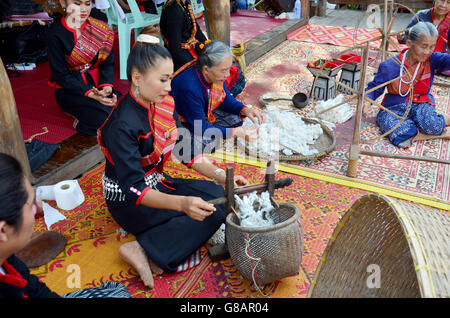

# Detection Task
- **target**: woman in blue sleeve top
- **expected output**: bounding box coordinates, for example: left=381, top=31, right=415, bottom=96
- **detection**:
left=170, top=40, right=265, bottom=153
left=366, top=22, right=450, bottom=148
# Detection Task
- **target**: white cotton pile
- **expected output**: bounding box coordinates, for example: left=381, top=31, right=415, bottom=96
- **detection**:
left=235, top=191, right=275, bottom=228
left=315, top=94, right=353, bottom=124
left=208, top=224, right=226, bottom=245
left=241, top=106, right=323, bottom=157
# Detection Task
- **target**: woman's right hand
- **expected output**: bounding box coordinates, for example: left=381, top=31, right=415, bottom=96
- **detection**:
left=233, top=126, right=259, bottom=142
left=180, top=196, right=216, bottom=221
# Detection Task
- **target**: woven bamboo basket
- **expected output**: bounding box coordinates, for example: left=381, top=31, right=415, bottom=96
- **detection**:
left=241, top=117, right=336, bottom=161
left=226, top=203, right=304, bottom=287
left=308, top=194, right=450, bottom=298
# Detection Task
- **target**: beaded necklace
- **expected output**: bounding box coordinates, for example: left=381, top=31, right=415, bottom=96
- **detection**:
left=398, top=50, right=421, bottom=97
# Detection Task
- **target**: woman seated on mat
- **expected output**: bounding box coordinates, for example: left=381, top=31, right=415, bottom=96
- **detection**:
left=97, top=34, right=249, bottom=289
left=170, top=40, right=265, bottom=153
left=159, top=0, right=246, bottom=96
left=46, top=0, right=119, bottom=136
left=365, top=22, right=450, bottom=148
left=398, top=0, right=449, bottom=55
left=0, top=153, right=130, bottom=298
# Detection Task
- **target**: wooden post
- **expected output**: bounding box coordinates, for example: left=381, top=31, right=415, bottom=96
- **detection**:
left=347, top=44, right=369, bottom=178
left=0, top=58, right=32, bottom=179
left=317, top=0, right=327, bottom=17
left=203, top=0, right=230, bottom=45
left=265, top=160, right=275, bottom=197
left=225, top=166, right=235, bottom=215
left=301, top=0, right=310, bottom=19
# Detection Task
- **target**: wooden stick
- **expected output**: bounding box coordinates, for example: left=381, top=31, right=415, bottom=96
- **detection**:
left=360, top=150, right=450, bottom=165
left=230, top=206, right=241, bottom=221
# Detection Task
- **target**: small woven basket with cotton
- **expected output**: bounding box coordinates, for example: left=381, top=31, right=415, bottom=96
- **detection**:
left=225, top=192, right=304, bottom=291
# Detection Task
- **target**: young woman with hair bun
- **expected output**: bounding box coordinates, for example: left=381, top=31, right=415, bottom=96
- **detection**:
left=97, top=33, right=249, bottom=289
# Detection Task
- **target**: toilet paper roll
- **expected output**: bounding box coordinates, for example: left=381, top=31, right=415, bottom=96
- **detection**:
left=54, top=180, right=85, bottom=211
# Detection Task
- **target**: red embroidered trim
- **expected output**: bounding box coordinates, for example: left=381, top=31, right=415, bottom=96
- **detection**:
left=0, top=260, right=28, bottom=289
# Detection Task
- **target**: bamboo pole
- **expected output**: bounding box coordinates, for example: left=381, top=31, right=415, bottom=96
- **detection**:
left=360, top=150, right=450, bottom=165
left=347, top=44, right=369, bottom=178
left=203, top=0, right=230, bottom=45
left=0, top=58, right=32, bottom=179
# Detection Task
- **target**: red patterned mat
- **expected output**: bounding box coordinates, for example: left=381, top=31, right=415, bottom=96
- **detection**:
left=197, top=10, right=287, bottom=47
left=234, top=40, right=450, bottom=204
left=29, top=161, right=369, bottom=298
left=287, top=24, right=407, bottom=51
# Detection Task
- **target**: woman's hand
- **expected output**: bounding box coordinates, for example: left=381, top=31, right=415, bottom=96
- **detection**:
left=363, top=102, right=372, bottom=117
left=233, top=126, right=259, bottom=142
left=234, top=175, right=250, bottom=187
left=93, top=86, right=113, bottom=98
left=180, top=196, right=216, bottom=221
left=88, top=90, right=117, bottom=107
left=242, top=106, right=266, bottom=125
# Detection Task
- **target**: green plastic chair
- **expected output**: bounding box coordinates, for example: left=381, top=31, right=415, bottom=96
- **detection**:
left=191, top=0, right=205, bottom=15
left=105, top=0, right=161, bottom=80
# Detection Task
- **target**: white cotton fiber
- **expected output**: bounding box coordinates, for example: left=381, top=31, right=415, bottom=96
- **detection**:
left=235, top=191, right=275, bottom=228
left=315, top=94, right=353, bottom=124
left=208, top=224, right=226, bottom=245
left=241, top=107, right=323, bottom=157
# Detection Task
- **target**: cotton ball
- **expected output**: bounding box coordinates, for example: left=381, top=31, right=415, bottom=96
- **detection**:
left=316, top=94, right=353, bottom=123
left=240, top=109, right=323, bottom=157
left=235, top=191, right=275, bottom=228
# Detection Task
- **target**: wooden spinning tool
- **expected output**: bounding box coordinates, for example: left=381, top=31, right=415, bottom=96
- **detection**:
left=207, top=161, right=294, bottom=261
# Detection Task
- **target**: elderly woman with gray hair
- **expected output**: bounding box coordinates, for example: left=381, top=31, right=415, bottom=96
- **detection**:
left=365, top=22, right=450, bottom=148
left=171, top=40, right=265, bottom=153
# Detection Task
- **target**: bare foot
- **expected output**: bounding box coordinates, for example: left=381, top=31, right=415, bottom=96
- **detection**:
left=442, top=128, right=450, bottom=139
left=119, top=241, right=154, bottom=288
left=415, top=128, right=450, bottom=142
left=149, top=259, right=164, bottom=276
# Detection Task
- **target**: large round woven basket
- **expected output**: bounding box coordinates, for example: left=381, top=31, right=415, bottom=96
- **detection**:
left=308, top=194, right=450, bottom=298
left=226, top=203, right=304, bottom=287
left=241, top=117, right=336, bottom=161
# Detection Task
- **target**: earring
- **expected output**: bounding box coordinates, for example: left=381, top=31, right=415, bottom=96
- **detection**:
left=135, top=86, right=140, bottom=98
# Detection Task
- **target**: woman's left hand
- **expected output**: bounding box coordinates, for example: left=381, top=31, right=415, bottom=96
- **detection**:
left=93, top=86, right=113, bottom=97
left=242, top=106, right=266, bottom=125
left=234, top=175, right=250, bottom=187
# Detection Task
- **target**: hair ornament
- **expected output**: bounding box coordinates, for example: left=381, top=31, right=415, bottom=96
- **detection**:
left=199, top=39, right=212, bottom=50
left=137, top=34, right=160, bottom=44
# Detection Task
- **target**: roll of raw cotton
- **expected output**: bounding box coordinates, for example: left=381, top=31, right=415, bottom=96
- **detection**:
left=54, top=180, right=85, bottom=210
left=36, top=185, right=56, bottom=201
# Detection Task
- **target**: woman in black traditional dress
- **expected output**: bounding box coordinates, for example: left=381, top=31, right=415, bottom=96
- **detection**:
left=97, top=33, right=249, bottom=289
left=159, top=0, right=246, bottom=96
left=0, top=153, right=130, bottom=298
left=46, top=0, right=119, bottom=136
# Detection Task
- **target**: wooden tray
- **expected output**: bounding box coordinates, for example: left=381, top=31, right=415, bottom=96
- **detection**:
left=16, top=231, right=67, bottom=268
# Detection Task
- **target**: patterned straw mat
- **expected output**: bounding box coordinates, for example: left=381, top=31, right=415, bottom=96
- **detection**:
left=29, top=160, right=371, bottom=298
left=287, top=24, right=407, bottom=51
left=231, top=40, right=450, bottom=209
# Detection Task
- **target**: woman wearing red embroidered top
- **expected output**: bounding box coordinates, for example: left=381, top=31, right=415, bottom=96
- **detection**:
left=97, top=34, right=249, bottom=289
left=365, top=22, right=450, bottom=148
left=0, top=153, right=130, bottom=298
left=46, top=0, right=119, bottom=136
left=398, top=0, right=449, bottom=54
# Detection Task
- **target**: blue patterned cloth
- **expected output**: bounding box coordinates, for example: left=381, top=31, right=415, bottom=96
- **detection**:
left=376, top=102, right=446, bottom=147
